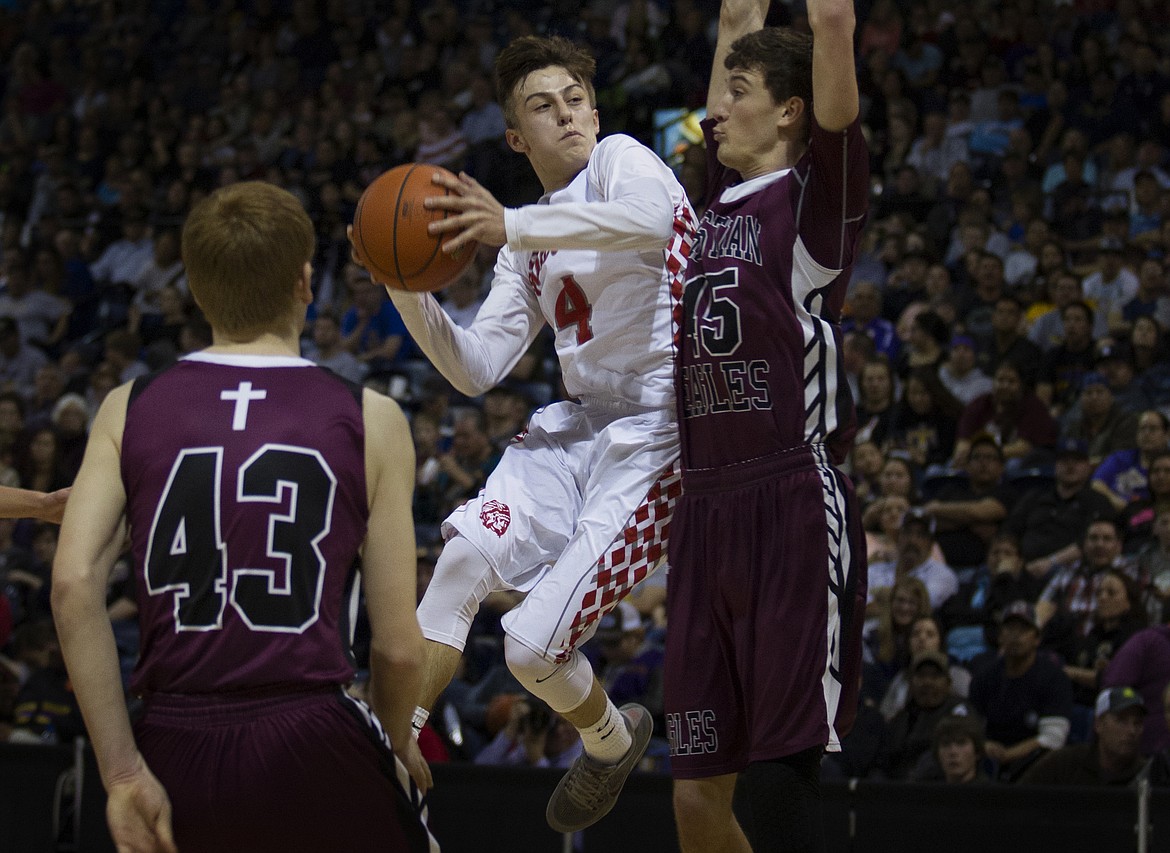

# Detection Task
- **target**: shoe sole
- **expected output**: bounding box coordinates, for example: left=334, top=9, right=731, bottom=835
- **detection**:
left=546, top=703, right=653, bottom=833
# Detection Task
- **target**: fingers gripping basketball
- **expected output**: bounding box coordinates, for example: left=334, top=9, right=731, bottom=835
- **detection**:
left=352, top=163, right=477, bottom=293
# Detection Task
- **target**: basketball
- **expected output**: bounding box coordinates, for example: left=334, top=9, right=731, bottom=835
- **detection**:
left=351, top=163, right=477, bottom=293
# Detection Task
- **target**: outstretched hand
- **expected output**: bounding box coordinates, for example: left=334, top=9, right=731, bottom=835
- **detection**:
left=105, top=758, right=177, bottom=853
left=424, top=171, right=505, bottom=253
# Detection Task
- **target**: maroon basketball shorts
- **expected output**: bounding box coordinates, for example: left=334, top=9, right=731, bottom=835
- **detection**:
left=664, top=444, right=867, bottom=779
left=134, top=687, right=435, bottom=852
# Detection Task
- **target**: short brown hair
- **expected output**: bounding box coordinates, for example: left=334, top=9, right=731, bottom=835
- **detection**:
left=494, top=35, right=597, bottom=129
left=726, top=27, right=813, bottom=114
left=182, top=181, right=314, bottom=338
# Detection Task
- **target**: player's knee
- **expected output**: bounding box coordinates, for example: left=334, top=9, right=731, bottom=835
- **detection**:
left=502, top=633, right=555, bottom=687
left=742, top=748, right=823, bottom=853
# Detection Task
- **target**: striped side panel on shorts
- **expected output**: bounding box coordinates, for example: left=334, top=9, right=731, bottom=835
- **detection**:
left=813, top=444, right=853, bottom=751
left=556, top=459, right=683, bottom=662
left=338, top=691, right=441, bottom=853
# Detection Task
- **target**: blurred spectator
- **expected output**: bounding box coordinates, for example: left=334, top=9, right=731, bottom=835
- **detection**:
left=888, top=366, right=962, bottom=468
left=1035, top=300, right=1098, bottom=417
left=844, top=280, right=898, bottom=362
left=340, top=266, right=413, bottom=374
left=303, top=308, right=367, bottom=385
left=0, top=246, right=68, bottom=353
left=975, top=295, right=1043, bottom=389
left=1018, top=687, right=1147, bottom=786
left=931, top=714, right=991, bottom=785
left=938, top=335, right=993, bottom=406
left=924, top=433, right=1014, bottom=571
left=1060, top=372, right=1139, bottom=467
left=1007, top=437, right=1115, bottom=570
left=1121, top=257, right=1170, bottom=330
left=854, top=357, right=898, bottom=449
left=436, top=409, right=501, bottom=516
left=953, top=360, right=1058, bottom=466
left=0, top=317, right=48, bottom=401
left=868, top=507, right=959, bottom=611
left=1083, top=239, right=1139, bottom=338
left=1102, top=617, right=1170, bottom=758
left=1092, top=409, right=1170, bottom=513
left=879, top=615, right=972, bottom=722
left=878, top=650, right=975, bottom=780
left=1036, top=518, right=1143, bottom=643
left=969, top=601, right=1074, bottom=781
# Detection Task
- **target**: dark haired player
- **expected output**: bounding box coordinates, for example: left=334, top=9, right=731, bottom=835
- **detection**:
left=666, top=0, right=869, bottom=850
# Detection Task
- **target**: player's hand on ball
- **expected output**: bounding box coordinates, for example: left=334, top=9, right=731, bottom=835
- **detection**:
left=424, top=171, right=507, bottom=252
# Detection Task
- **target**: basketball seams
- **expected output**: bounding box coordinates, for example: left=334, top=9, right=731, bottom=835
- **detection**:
left=391, top=163, right=416, bottom=289
left=354, top=162, right=476, bottom=293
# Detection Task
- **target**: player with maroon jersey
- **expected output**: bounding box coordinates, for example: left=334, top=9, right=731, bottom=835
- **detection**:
left=51, top=182, right=435, bottom=853
left=665, top=0, right=869, bottom=850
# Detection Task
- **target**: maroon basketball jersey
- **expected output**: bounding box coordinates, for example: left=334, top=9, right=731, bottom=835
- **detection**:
left=677, top=118, right=869, bottom=469
left=121, top=353, right=369, bottom=696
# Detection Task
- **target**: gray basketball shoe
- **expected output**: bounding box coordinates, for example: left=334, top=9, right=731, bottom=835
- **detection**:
left=546, top=703, right=653, bottom=833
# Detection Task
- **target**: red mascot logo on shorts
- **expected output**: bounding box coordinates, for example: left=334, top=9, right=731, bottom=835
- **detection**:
left=480, top=500, right=511, bottom=537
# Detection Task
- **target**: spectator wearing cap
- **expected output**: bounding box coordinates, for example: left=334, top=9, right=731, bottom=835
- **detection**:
left=877, top=649, right=977, bottom=780
left=969, top=601, right=1074, bottom=781
left=924, top=433, right=1016, bottom=571
left=953, top=360, right=1058, bottom=466
left=939, top=335, right=992, bottom=406
left=868, top=507, right=959, bottom=610
left=930, top=713, right=991, bottom=784
left=1036, top=300, right=1097, bottom=418
left=1083, top=238, right=1140, bottom=338
left=1102, top=613, right=1170, bottom=758
left=0, top=317, right=49, bottom=402
left=1002, top=437, right=1116, bottom=574
left=1017, top=687, right=1147, bottom=785
left=1092, top=409, right=1170, bottom=512
left=1060, top=371, right=1139, bottom=466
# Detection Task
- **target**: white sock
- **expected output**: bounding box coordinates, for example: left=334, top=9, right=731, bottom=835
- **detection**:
left=577, top=698, right=632, bottom=765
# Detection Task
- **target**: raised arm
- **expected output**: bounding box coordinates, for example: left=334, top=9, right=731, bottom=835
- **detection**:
left=708, top=0, right=770, bottom=116
left=808, top=0, right=860, bottom=132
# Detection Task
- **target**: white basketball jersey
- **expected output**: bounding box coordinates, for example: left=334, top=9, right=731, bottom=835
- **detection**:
left=499, top=134, right=695, bottom=409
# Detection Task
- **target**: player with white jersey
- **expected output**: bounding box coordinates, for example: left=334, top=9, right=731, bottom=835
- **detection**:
left=357, top=35, right=695, bottom=833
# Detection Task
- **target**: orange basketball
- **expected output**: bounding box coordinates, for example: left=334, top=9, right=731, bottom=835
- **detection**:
left=351, top=163, right=477, bottom=293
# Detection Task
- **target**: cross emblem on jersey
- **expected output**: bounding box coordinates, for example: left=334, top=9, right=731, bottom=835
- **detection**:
left=221, top=381, right=267, bottom=431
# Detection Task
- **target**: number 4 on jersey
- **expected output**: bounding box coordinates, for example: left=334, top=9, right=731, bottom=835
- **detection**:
left=554, top=275, right=594, bottom=344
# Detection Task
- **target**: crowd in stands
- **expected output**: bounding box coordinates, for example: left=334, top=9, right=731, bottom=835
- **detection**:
left=1, top=0, right=1170, bottom=792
